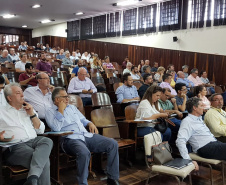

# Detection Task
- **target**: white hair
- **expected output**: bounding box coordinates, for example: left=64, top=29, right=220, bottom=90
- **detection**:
left=4, top=83, right=21, bottom=103
left=126, top=62, right=132, bottom=67
left=78, top=67, right=87, bottom=73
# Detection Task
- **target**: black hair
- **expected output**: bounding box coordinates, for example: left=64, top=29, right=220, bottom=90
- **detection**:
left=175, top=83, right=186, bottom=93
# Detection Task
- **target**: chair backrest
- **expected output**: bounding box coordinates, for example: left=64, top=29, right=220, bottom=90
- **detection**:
left=109, top=77, right=121, bottom=84
left=5, top=71, right=19, bottom=83
left=215, top=85, right=223, bottom=94
left=50, top=72, right=68, bottom=87
left=113, top=82, right=123, bottom=92
left=91, top=77, right=105, bottom=86
left=133, top=82, right=142, bottom=90
left=91, top=109, right=120, bottom=139
left=68, top=94, right=85, bottom=116
left=125, top=104, right=139, bottom=120
left=5, top=63, right=15, bottom=70
left=91, top=92, right=112, bottom=107
left=51, top=62, right=60, bottom=71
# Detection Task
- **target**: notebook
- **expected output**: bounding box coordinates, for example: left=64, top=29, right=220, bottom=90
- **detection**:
left=163, top=158, right=192, bottom=170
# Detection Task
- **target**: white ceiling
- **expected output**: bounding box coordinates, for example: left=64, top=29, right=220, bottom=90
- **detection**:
left=0, top=0, right=166, bottom=29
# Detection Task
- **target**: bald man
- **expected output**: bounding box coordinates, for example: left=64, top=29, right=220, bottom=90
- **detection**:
left=0, top=50, right=12, bottom=63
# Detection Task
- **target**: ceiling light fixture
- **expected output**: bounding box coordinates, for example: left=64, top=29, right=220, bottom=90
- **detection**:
left=40, top=19, right=55, bottom=24
left=22, top=25, right=27, bottom=28
left=113, top=0, right=142, bottom=6
left=75, top=12, right=84, bottom=15
left=32, top=4, right=41, bottom=8
left=2, top=14, right=16, bottom=19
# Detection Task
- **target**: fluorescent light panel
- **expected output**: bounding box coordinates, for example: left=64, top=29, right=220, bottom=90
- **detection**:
left=76, top=12, right=84, bottom=15
left=3, top=14, right=16, bottom=19
left=22, top=25, right=27, bottom=28
left=32, top=4, right=41, bottom=8
left=41, top=19, right=51, bottom=23
left=117, top=0, right=139, bottom=6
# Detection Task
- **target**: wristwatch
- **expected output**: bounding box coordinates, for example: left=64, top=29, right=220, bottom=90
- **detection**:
left=30, top=114, right=37, bottom=119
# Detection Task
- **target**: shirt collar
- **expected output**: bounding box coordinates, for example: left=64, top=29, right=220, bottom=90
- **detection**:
left=53, top=104, right=69, bottom=111
left=6, top=103, right=23, bottom=111
left=36, top=85, right=52, bottom=94
left=210, top=106, right=222, bottom=112
left=188, top=113, right=203, bottom=121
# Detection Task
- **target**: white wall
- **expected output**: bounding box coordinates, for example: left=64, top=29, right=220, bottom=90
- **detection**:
left=32, top=22, right=226, bottom=56
left=32, top=22, right=67, bottom=38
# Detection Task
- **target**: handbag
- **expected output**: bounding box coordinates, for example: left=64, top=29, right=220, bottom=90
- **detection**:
left=151, top=132, right=173, bottom=165
left=154, top=117, right=176, bottom=133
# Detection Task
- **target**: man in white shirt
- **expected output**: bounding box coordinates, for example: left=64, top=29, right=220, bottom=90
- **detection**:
left=81, top=51, right=90, bottom=63
left=15, top=53, right=28, bottom=73
left=0, top=75, right=6, bottom=106
left=9, top=48, right=20, bottom=63
left=123, top=62, right=132, bottom=75
left=75, top=49, right=81, bottom=59
left=24, top=72, right=54, bottom=119
left=0, top=83, right=53, bottom=185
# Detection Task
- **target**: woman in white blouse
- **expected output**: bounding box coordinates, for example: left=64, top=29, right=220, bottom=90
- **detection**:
left=135, top=85, right=171, bottom=141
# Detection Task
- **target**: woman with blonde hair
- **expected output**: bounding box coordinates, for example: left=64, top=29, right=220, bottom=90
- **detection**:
left=91, top=54, right=104, bottom=73
left=135, top=85, right=171, bottom=141
left=154, top=66, right=165, bottom=82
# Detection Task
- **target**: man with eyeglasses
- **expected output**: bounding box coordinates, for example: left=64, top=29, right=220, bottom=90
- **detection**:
left=175, top=83, right=188, bottom=112
left=187, top=68, right=204, bottom=86
left=68, top=67, right=97, bottom=106
left=0, top=75, right=6, bottom=106
left=204, top=93, right=226, bottom=142
left=24, top=72, right=54, bottom=119
left=45, top=87, right=119, bottom=185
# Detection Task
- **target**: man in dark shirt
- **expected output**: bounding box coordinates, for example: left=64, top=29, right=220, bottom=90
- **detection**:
left=19, top=63, right=38, bottom=86
left=151, top=62, right=158, bottom=72
left=138, top=73, right=153, bottom=99
left=36, top=53, right=53, bottom=75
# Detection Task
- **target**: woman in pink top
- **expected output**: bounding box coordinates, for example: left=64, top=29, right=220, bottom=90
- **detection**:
left=195, top=85, right=211, bottom=110
left=102, top=56, right=115, bottom=69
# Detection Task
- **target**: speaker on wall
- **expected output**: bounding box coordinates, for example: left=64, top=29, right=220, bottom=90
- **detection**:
left=173, top=36, right=178, bottom=42
left=65, top=29, right=68, bottom=33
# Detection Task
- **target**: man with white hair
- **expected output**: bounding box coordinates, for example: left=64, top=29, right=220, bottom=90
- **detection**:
left=9, top=48, right=20, bottom=62
left=0, top=50, right=12, bottom=63
left=123, top=62, right=132, bottom=74
left=141, top=60, right=150, bottom=73
left=67, top=67, right=97, bottom=105
left=0, top=83, right=52, bottom=185
left=62, top=51, right=73, bottom=66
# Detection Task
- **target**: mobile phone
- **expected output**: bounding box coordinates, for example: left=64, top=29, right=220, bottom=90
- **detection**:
left=23, top=103, right=26, bottom=106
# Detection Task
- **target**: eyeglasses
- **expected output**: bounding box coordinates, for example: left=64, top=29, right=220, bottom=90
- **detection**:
left=212, top=99, right=223, bottom=102
left=57, top=96, right=69, bottom=99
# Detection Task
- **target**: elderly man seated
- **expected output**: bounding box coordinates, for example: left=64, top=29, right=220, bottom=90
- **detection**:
left=45, top=87, right=119, bottom=185
left=9, top=48, right=20, bottom=63
left=0, top=83, right=53, bottom=185
left=123, top=62, right=132, bottom=74
left=0, top=49, right=12, bottom=63
left=177, top=71, right=194, bottom=98
left=115, top=73, right=140, bottom=103
left=200, top=70, right=215, bottom=94
left=68, top=67, right=97, bottom=106
left=187, top=68, right=204, bottom=86
left=204, top=93, right=226, bottom=142
left=62, top=51, right=73, bottom=66
left=176, top=97, right=226, bottom=171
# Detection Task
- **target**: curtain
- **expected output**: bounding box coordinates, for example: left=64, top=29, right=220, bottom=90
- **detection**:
left=214, top=0, right=226, bottom=26
left=81, top=18, right=93, bottom=39
left=93, top=15, right=106, bottom=38
left=67, top=20, right=80, bottom=41
left=107, top=12, right=121, bottom=37
left=122, top=8, right=137, bottom=36
left=138, top=4, right=157, bottom=34
left=159, top=0, right=182, bottom=31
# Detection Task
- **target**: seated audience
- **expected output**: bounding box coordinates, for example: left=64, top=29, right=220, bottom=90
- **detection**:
left=44, top=44, right=51, bottom=52
left=175, top=83, right=188, bottom=112
left=68, top=68, right=97, bottom=106
left=71, top=59, right=88, bottom=77
left=35, top=43, right=42, bottom=50
left=135, top=85, right=171, bottom=141
left=115, top=73, right=140, bottom=103
left=40, top=44, right=45, bottom=51
left=18, top=42, right=27, bottom=51
left=141, top=65, right=151, bottom=78
left=167, top=70, right=176, bottom=88
left=187, top=68, right=204, bottom=86
left=131, top=66, right=142, bottom=80
left=50, top=46, right=57, bottom=54
left=176, top=97, right=226, bottom=171
left=159, top=74, right=177, bottom=97
left=123, top=62, right=132, bottom=74
left=138, top=73, right=153, bottom=99
left=62, top=51, right=73, bottom=66
left=141, top=60, right=150, bottom=73
left=0, top=49, right=12, bottom=63
left=138, top=60, right=144, bottom=72
left=24, top=72, right=54, bottom=119
left=102, top=56, right=115, bottom=69
left=45, top=87, right=119, bottom=185
left=9, top=48, right=20, bottom=63
left=36, top=53, right=53, bottom=75
left=182, top=65, right=189, bottom=78
left=91, top=54, right=104, bottom=72
left=195, top=85, right=210, bottom=110
left=167, top=64, right=177, bottom=81
left=70, top=51, right=78, bottom=64
left=56, top=49, right=65, bottom=60
left=15, top=53, right=28, bottom=73
left=0, top=83, right=52, bottom=185
left=56, top=46, right=61, bottom=53
left=176, top=71, right=194, bottom=90
left=122, top=56, right=129, bottom=70
left=159, top=88, right=182, bottom=131
left=19, top=63, right=38, bottom=87
left=200, top=70, right=215, bottom=94
left=151, top=62, right=158, bottom=72
left=0, top=75, right=6, bottom=106
left=75, top=49, right=81, bottom=59
left=81, top=51, right=90, bottom=63
left=154, top=66, right=165, bottom=82
left=205, top=93, right=226, bottom=142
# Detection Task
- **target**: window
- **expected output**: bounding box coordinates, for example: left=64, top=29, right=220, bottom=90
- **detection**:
left=93, top=15, right=106, bottom=38
left=107, top=12, right=121, bottom=37
left=159, top=0, right=182, bottom=31
left=122, top=8, right=137, bottom=36
left=0, top=34, right=19, bottom=45
left=81, top=18, right=93, bottom=39
left=214, top=0, right=226, bottom=26
left=138, top=4, right=157, bottom=34
left=67, top=20, right=80, bottom=41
